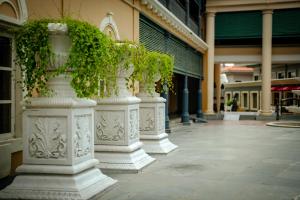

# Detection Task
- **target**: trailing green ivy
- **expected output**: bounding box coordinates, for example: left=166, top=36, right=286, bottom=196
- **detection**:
left=15, top=19, right=53, bottom=96
left=15, top=18, right=173, bottom=98
left=131, top=45, right=174, bottom=94
left=15, top=18, right=115, bottom=98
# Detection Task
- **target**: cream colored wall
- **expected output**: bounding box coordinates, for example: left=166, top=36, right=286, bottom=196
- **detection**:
left=215, top=47, right=261, bottom=56
left=216, top=47, right=300, bottom=56
left=27, top=0, right=137, bottom=41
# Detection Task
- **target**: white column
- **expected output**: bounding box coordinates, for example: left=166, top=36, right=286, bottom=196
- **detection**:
left=206, top=12, right=215, bottom=114
left=261, top=10, right=273, bottom=116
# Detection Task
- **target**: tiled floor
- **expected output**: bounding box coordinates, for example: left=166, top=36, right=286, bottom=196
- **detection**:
left=99, top=120, right=300, bottom=200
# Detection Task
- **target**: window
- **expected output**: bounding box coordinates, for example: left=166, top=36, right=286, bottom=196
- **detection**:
left=254, top=75, right=259, bottom=81
left=233, top=92, right=240, bottom=106
left=250, top=91, right=259, bottom=110
left=287, top=71, right=296, bottom=78
left=225, top=92, right=232, bottom=105
left=277, top=72, right=285, bottom=79
left=241, top=92, right=249, bottom=109
left=0, top=36, right=13, bottom=136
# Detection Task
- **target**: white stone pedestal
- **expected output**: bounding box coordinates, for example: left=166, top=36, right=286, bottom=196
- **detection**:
left=138, top=91, right=178, bottom=154
left=94, top=68, right=155, bottom=173
left=0, top=92, right=117, bottom=200
left=0, top=23, right=116, bottom=200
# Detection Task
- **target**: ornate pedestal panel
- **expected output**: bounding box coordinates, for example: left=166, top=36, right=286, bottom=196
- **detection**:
left=138, top=86, right=177, bottom=154
left=94, top=68, right=155, bottom=173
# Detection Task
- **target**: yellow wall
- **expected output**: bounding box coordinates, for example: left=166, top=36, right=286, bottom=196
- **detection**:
left=27, top=0, right=137, bottom=41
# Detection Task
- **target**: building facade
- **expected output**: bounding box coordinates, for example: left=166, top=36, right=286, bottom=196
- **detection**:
left=204, top=0, right=300, bottom=117
left=0, top=0, right=207, bottom=180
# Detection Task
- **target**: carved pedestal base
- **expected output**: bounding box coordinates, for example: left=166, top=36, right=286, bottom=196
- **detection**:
left=0, top=160, right=116, bottom=200
left=95, top=142, right=155, bottom=173
left=138, top=96, right=178, bottom=154
left=140, top=133, right=177, bottom=154
left=94, top=97, right=155, bottom=173
left=0, top=98, right=116, bottom=200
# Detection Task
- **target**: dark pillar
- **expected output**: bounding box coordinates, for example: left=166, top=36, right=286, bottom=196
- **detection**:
left=162, top=83, right=171, bottom=133
left=182, top=75, right=191, bottom=125
left=196, top=77, right=207, bottom=123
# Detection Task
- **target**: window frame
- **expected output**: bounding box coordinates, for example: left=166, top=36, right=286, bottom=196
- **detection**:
left=241, top=91, right=249, bottom=110
left=250, top=91, right=259, bottom=111
left=225, top=91, right=232, bottom=106
left=0, top=33, right=15, bottom=140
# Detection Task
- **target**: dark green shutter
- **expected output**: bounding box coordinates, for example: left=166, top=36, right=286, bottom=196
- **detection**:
left=215, top=11, right=262, bottom=40
left=139, top=15, right=202, bottom=78
left=273, top=9, right=300, bottom=38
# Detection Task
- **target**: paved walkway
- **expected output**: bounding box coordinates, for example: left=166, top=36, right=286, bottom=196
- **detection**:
left=98, top=120, right=300, bottom=200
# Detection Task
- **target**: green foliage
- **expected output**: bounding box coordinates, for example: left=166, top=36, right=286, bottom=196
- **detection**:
left=131, top=45, right=174, bottom=94
left=103, top=41, right=135, bottom=96
left=227, top=100, right=233, bottom=106
left=15, top=18, right=174, bottom=99
left=15, top=18, right=115, bottom=98
left=15, top=19, right=53, bottom=96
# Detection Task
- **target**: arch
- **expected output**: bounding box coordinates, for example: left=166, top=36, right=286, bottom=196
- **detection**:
left=0, top=0, right=27, bottom=24
left=100, top=12, right=120, bottom=41
left=0, top=0, right=19, bottom=19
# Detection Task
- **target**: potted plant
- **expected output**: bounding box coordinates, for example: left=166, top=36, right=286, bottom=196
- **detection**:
left=130, top=45, right=174, bottom=95
left=15, top=18, right=116, bottom=98
left=226, top=99, right=233, bottom=111
left=97, top=41, right=136, bottom=97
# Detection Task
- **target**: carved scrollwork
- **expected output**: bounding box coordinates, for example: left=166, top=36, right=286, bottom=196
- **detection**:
left=95, top=111, right=125, bottom=142
left=140, top=108, right=155, bottom=131
left=74, top=115, right=92, bottom=157
left=29, top=118, right=67, bottom=159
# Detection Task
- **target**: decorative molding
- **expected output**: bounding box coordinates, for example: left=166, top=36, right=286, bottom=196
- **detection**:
left=140, top=108, right=155, bottom=131
left=140, top=0, right=208, bottom=52
left=95, top=111, right=125, bottom=142
left=0, top=0, right=28, bottom=25
left=74, top=115, right=92, bottom=158
left=0, top=0, right=19, bottom=19
left=28, top=117, right=67, bottom=159
left=129, top=109, right=139, bottom=139
left=99, top=12, right=120, bottom=40
left=206, top=0, right=300, bottom=13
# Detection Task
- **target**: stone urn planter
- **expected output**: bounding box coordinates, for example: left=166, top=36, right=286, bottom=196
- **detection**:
left=137, top=73, right=177, bottom=154
left=0, top=22, right=116, bottom=200
left=94, top=63, right=155, bottom=173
